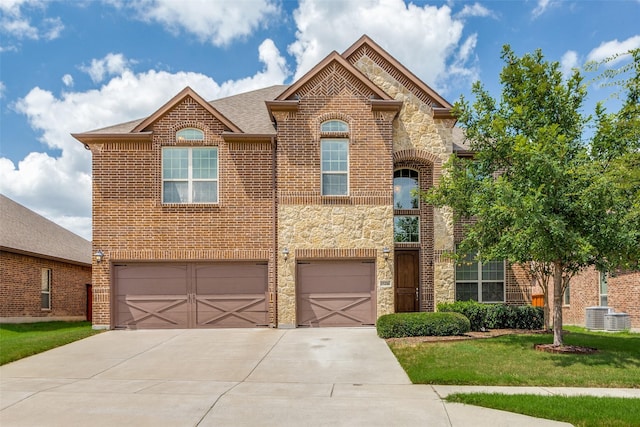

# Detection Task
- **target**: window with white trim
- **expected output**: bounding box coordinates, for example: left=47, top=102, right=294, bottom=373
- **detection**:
left=455, top=252, right=505, bottom=302
left=162, top=147, right=218, bottom=203
left=599, top=272, right=608, bottom=306
left=320, top=120, right=349, bottom=196
left=176, top=128, right=204, bottom=141
left=564, top=284, right=570, bottom=305
left=393, top=169, right=420, bottom=242
left=41, top=268, right=51, bottom=310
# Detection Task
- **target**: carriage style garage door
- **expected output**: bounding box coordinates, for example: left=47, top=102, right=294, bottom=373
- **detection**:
left=297, top=260, right=376, bottom=327
left=114, top=263, right=268, bottom=329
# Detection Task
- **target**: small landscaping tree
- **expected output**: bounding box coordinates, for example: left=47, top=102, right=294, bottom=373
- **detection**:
left=425, top=46, right=640, bottom=347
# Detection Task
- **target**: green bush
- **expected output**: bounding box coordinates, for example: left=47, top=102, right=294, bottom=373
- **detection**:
left=437, top=301, right=543, bottom=331
left=376, top=312, right=471, bottom=339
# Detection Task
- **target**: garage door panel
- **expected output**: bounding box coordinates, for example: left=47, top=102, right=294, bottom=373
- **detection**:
left=196, top=264, right=267, bottom=294
left=116, top=295, right=189, bottom=329
left=297, top=261, right=375, bottom=327
left=196, top=295, right=268, bottom=328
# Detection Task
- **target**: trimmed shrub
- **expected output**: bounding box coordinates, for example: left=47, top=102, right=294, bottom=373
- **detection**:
left=437, top=301, right=543, bottom=331
left=376, top=312, right=471, bottom=339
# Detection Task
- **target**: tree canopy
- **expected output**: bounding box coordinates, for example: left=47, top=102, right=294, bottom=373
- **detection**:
left=425, top=46, right=640, bottom=346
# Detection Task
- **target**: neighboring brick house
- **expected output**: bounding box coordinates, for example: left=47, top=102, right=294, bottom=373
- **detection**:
left=74, top=35, right=532, bottom=330
left=532, top=268, right=639, bottom=330
left=0, top=195, right=92, bottom=322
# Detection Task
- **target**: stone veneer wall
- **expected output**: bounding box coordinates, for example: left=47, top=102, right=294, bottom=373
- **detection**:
left=353, top=55, right=456, bottom=309
left=277, top=205, right=394, bottom=327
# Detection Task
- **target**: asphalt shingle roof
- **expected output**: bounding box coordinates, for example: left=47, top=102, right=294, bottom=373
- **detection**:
left=0, top=195, right=92, bottom=265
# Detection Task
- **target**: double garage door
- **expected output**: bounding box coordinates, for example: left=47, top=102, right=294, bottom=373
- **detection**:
left=297, top=260, right=376, bottom=327
left=114, top=263, right=268, bottom=329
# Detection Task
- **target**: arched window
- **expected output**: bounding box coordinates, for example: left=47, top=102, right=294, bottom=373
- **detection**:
left=320, top=120, right=348, bottom=133
left=393, top=169, right=419, bottom=209
left=393, top=169, right=419, bottom=242
left=176, top=128, right=204, bottom=141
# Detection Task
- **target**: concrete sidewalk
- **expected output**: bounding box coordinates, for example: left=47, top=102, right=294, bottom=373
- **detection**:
left=1, top=327, right=621, bottom=426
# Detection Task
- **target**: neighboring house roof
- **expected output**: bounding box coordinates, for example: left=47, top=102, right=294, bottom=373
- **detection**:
left=0, top=195, right=92, bottom=266
left=452, top=127, right=472, bottom=155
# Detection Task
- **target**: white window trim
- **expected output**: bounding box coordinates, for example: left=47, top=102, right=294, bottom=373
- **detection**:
left=599, top=272, right=608, bottom=306
left=455, top=258, right=506, bottom=303
left=162, top=147, right=218, bottom=204
left=176, top=128, right=204, bottom=141
left=41, top=268, right=51, bottom=311
left=320, top=138, right=349, bottom=196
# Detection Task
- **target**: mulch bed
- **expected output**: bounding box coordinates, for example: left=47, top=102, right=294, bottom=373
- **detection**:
left=534, top=343, right=599, bottom=354
left=387, top=329, right=599, bottom=354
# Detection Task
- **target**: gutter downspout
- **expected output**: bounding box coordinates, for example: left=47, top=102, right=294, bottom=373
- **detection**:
left=271, top=135, right=278, bottom=328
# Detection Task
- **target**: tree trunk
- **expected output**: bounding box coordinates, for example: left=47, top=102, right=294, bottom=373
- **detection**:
left=552, top=261, right=564, bottom=346
left=543, top=298, right=551, bottom=331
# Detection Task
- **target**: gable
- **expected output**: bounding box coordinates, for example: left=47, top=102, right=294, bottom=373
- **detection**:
left=132, top=87, right=242, bottom=133
left=276, top=52, right=391, bottom=101
left=342, top=35, right=452, bottom=109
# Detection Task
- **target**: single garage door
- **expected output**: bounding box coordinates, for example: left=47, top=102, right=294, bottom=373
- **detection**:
left=114, top=262, right=268, bottom=329
left=297, top=260, right=376, bottom=327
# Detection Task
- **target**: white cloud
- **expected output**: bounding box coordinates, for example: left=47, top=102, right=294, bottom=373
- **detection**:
left=1, top=41, right=287, bottom=239
left=289, top=0, right=475, bottom=93
left=560, top=50, right=579, bottom=76
left=532, top=0, right=553, bottom=18
left=62, top=74, right=74, bottom=87
left=121, top=0, right=280, bottom=46
left=0, top=81, right=6, bottom=98
left=587, top=35, right=640, bottom=65
left=456, top=2, right=494, bottom=19
left=0, top=0, right=64, bottom=42
left=80, top=53, right=132, bottom=83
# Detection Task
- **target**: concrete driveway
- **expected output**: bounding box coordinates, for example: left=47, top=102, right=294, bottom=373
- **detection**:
left=0, top=328, right=569, bottom=426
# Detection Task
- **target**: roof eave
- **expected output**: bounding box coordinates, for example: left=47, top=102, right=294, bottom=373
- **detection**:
left=0, top=246, right=91, bottom=267
left=72, top=132, right=153, bottom=146
left=222, top=133, right=275, bottom=143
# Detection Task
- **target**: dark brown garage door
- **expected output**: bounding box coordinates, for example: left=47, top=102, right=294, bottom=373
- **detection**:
left=114, top=263, right=268, bottom=329
left=297, top=260, right=376, bottom=327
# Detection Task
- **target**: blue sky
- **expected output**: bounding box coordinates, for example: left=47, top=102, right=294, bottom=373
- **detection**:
left=1, top=0, right=639, bottom=240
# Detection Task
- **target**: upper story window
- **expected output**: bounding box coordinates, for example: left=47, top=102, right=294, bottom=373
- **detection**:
left=394, top=169, right=419, bottom=209
left=394, top=169, right=419, bottom=242
left=320, top=120, right=349, bottom=133
left=320, top=120, right=349, bottom=196
left=455, top=251, right=505, bottom=303
left=162, top=147, right=218, bottom=203
left=176, top=128, right=204, bottom=141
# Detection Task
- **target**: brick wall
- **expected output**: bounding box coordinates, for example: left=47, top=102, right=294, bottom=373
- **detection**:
left=0, top=251, right=91, bottom=320
left=90, top=95, right=275, bottom=327
left=557, top=267, right=639, bottom=329
left=274, top=61, right=397, bottom=325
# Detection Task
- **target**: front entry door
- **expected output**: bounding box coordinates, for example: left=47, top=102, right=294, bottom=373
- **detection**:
left=395, top=250, right=419, bottom=312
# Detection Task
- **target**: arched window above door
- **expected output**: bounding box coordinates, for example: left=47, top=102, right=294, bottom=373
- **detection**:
left=393, top=169, right=419, bottom=210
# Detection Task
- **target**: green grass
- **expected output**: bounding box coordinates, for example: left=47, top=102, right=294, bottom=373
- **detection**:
left=388, top=327, right=640, bottom=387
left=446, top=393, right=640, bottom=427
left=0, top=321, right=103, bottom=365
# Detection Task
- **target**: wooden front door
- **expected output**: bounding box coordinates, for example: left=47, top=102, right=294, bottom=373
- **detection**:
left=395, top=250, right=419, bottom=312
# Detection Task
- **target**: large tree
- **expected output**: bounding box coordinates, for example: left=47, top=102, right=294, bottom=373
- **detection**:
left=426, top=46, right=639, bottom=347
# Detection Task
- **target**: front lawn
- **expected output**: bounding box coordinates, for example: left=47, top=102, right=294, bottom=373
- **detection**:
left=446, top=394, right=640, bottom=427
left=0, top=321, right=102, bottom=365
left=388, top=327, right=640, bottom=387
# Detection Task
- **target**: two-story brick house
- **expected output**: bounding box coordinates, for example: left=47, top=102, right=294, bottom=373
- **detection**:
left=74, top=35, right=532, bottom=330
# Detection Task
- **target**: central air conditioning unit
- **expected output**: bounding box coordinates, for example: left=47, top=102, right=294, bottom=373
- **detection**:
left=604, top=313, right=631, bottom=331
left=585, top=307, right=611, bottom=330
